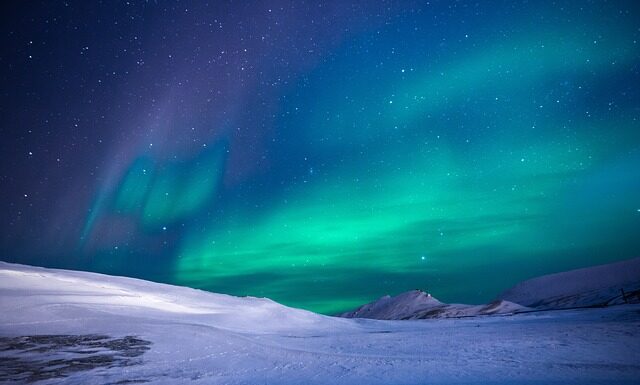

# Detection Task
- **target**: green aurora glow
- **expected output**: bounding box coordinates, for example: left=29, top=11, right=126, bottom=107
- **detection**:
left=171, top=19, right=640, bottom=313
left=10, top=2, right=638, bottom=315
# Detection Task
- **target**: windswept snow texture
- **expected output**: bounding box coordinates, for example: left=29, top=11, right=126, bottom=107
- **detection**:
left=1, top=262, right=639, bottom=384
left=339, top=290, right=529, bottom=320
left=498, top=257, right=640, bottom=309
left=1, top=334, right=151, bottom=383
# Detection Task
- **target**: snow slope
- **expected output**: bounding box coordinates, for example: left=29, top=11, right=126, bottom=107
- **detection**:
left=1, top=261, right=639, bottom=384
left=340, top=258, right=640, bottom=320
left=339, top=290, right=529, bottom=320
left=498, top=257, right=640, bottom=309
left=339, top=290, right=444, bottom=319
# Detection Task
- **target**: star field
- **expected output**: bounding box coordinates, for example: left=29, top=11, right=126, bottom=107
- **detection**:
left=1, top=1, right=639, bottom=314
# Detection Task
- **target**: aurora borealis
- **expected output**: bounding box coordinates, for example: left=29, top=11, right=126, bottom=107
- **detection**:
left=2, top=1, right=639, bottom=314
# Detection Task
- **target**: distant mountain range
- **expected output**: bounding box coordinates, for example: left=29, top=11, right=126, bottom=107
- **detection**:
left=338, top=290, right=529, bottom=319
left=339, top=257, right=640, bottom=320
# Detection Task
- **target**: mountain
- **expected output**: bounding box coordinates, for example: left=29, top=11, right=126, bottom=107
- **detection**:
left=498, top=257, right=640, bottom=309
left=338, top=290, right=529, bottom=320
left=1, top=261, right=639, bottom=384
left=338, top=290, right=442, bottom=319
left=340, top=257, right=640, bottom=320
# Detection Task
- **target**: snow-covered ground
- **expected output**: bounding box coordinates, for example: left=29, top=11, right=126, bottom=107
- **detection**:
left=1, top=261, right=639, bottom=384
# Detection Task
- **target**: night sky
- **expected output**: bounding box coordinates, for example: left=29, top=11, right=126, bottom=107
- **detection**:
left=2, top=1, right=639, bottom=314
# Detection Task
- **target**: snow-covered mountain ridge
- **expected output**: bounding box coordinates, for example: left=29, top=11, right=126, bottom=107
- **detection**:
left=498, top=257, right=640, bottom=309
left=340, top=257, right=640, bottom=320
left=338, top=289, right=529, bottom=320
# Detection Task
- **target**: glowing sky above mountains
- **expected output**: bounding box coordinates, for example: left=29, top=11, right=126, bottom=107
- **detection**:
left=2, top=1, right=639, bottom=313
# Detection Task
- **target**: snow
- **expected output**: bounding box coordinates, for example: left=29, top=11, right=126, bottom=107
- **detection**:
left=1, top=261, right=639, bottom=384
left=339, top=290, right=443, bottom=319
left=498, top=257, right=640, bottom=309
left=340, top=258, right=640, bottom=321
left=339, top=290, right=530, bottom=320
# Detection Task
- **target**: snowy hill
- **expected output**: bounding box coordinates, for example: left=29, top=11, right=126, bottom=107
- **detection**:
left=339, top=290, right=443, bottom=319
left=340, top=258, right=640, bottom=320
left=0, top=262, right=342, bottom=335
left=339, top=290, right=529, bottom=320
left=1, top=261, right=640, bottom=384
left=498, top=257, right=640, bottom=309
